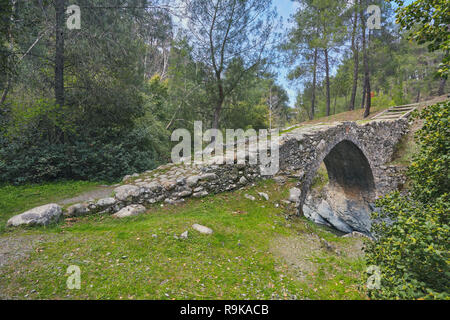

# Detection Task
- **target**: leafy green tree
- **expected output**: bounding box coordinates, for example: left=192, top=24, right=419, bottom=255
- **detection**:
left=389, top=0, right=449, bottom=77
left=180, top=0, right=278, bottom=129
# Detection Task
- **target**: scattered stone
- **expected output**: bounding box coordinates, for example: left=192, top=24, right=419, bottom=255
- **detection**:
left=273, top=176, right=286, bottom=184
left=180, top=231, right=188, bottom=239
left=244, top=194, right=256, bottom=201
left=288, top=188, right=301, bottom=203
left=192, top=224, right=213, bottom=235
left=164, top=198, right=185, bottom=205
left=342, top=231, right=371, bottom=239
left=112, top=205, right=146, bottom=218
left=239, top=176, right=248, bottom=184
left=7, top=204, right=62, bottom=227
left=193, top=191, right=208, bottom=198
left=258, top=192, right=269, bottom=200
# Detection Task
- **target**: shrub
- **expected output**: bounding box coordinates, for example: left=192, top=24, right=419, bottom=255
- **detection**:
left=364, top=101, right=450, bottom=299
left=0, top=130, right=162, bottom=184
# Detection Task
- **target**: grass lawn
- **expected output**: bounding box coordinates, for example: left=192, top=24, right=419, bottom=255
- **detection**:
left=0, top=179, right=368, bottom=300
left=0, top=181, right=103, bottom=233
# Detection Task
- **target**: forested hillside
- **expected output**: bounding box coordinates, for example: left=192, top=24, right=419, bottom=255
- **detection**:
left=0, top=0, right=447, bottom=184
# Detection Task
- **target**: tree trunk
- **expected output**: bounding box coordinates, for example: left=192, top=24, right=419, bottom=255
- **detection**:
left=349, top=7, right=358, bottom=111
left=438, top=78, right=446, bottom=96
left=55, top=0, right=65, bottom=106
left=416, top=89, right=421, bottom=102
left=324, top=48, right=331, bottom=116
left=361, top=0, right=371, bottom=118
left=361, top=80, right=366, bottom=109
left=310, top=48, right=318, bottom=120
left=1, top=0, right=17, bottom=106
left=212, top=81, right=224, bottom=130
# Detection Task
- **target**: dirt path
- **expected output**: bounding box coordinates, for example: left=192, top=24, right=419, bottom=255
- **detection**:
left=0, top=233, right=56, bottom=269
left=58, top=186, right=115, bottom=205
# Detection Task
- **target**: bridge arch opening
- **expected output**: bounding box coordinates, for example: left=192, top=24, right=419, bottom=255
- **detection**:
left=322, top=140, right=375, bottom=199
left=302, top=139, right=376, bottom=234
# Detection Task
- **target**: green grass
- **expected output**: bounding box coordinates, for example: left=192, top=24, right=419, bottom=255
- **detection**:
left=0, top=181, right=102, bottom=233
left=310, top=163, right=329, bottom=192
left=0, top=179, right=367, bottom=300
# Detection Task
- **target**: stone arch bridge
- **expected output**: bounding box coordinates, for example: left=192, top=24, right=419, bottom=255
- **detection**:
left=7, top=118, right=410, bottom=235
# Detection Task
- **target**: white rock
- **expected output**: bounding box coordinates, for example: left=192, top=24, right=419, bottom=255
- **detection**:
left=112, top=205, right=146, bottom=218
left=288, top=187, right=301, bottom=203
left=7, top=204, right=62, bottom=227
left=244, top=194, right=256, bottom=201
left=192, top=224, right=213, bottom=235
left=258, top=192, right=269, bottom=200
left=180, top=231, right=188, bottom=239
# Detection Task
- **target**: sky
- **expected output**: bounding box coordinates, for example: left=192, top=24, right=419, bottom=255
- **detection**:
left=273, top=0, right=298, bottom=107
left=273, top=0, right=411, bottom=108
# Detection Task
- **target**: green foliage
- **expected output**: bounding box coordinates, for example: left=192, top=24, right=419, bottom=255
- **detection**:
left=371, top=92, right=395, bottom=110
left=0, top=129, right=161, bottom=184
left=390, top=0, right=450, bottom=77
left=408, top=101, right=450, bottom=203
left=365, top=101, right=450, bottom=299
left=366, top=192, right=449, bottom=299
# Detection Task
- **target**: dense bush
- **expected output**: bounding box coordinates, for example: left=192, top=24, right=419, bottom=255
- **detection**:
left=364, top=101, right=449, bottom=299
left=0, top=130, right=164, bottom=184
left=0, top=97, right=170, bottom=184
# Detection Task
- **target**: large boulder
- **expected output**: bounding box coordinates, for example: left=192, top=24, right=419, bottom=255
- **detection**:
left=114, top=185, right=140, bottom=201
left=7, top=204, right=62, bottom=227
